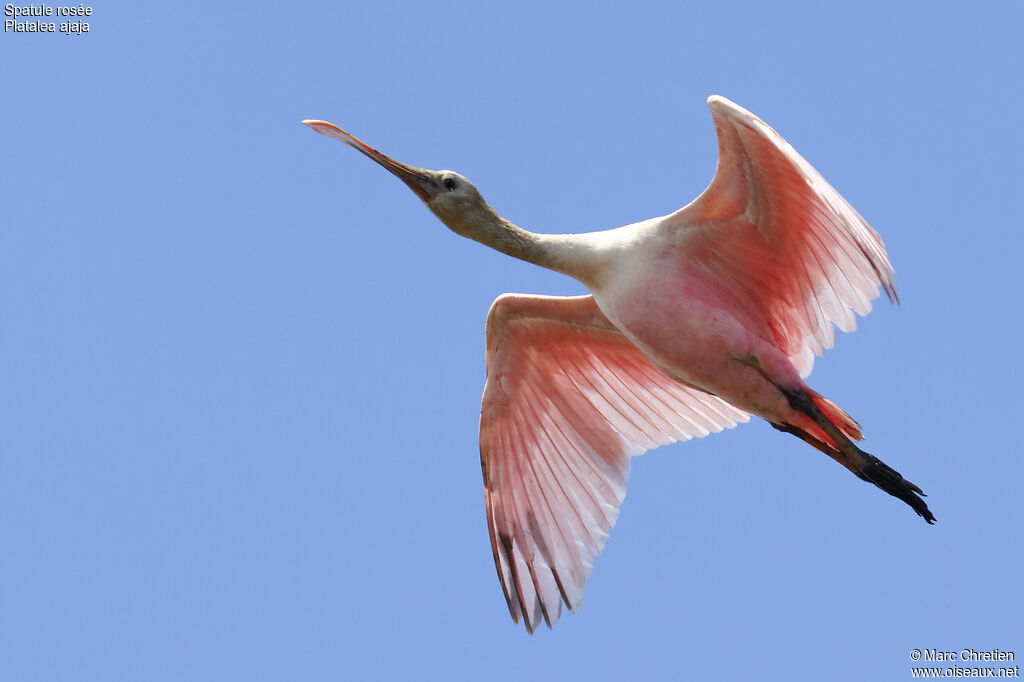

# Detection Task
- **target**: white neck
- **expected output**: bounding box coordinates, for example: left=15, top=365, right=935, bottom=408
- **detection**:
left=429, top=197, right=612, bottom=287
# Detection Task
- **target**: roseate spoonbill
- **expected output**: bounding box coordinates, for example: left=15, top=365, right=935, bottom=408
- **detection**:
left=303, top=96, right=933, bottom=633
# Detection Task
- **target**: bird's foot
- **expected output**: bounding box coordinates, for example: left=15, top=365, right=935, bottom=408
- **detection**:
left=856, top=451, right=935, bottom=524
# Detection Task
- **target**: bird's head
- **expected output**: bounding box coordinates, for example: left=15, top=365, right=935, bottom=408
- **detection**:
left=303, top=120, right=498, bottom=238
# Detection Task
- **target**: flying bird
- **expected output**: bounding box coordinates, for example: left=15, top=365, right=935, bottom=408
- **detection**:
left=303, top=96, right=933, bottom=633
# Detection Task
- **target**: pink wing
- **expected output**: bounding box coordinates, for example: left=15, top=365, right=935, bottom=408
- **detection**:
left=668, top=96, right=898, bottom=376
left=480, top=294, right=748, bottom=632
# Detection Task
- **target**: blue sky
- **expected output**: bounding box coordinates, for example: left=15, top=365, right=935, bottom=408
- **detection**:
left=3, top=2, right=1021, bottom=680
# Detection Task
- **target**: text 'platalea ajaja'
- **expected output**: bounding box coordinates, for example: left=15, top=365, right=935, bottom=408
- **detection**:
left=303, top=96, right=934, bottom=633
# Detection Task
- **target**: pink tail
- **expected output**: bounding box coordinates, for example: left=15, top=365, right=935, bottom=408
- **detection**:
left=810, top=391, right=863, bottom=442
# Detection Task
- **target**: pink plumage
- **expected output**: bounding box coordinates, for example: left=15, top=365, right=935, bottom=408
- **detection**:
left=480, top=294, right=747, bottom=631
left=304, top=95, right=934, bottom=635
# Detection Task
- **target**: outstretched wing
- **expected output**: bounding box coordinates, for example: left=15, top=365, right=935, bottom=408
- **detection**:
left=667, top=96, right=897, bottom=376
left=480, top=294, right=748, bottom=632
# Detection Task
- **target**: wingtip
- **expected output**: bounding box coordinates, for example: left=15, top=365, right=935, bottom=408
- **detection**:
left=707, top=94, right=741, bottom=111
left=706, top=95, right=758, bottom=123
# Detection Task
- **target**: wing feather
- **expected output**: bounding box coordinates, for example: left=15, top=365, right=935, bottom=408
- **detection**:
left=480, top=294, right=748, bottom=632
left=668, top=96, right=897, bottom=377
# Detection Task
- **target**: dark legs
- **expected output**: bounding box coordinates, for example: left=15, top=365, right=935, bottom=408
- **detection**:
left=778, top=387, right=935, bottom=524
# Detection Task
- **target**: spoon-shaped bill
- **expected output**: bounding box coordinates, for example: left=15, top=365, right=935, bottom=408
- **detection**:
left=302, top=119, right=440, bottom=202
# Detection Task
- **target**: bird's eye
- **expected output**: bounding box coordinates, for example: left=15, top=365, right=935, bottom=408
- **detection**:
left=443, top=176, right=457, bottom=191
